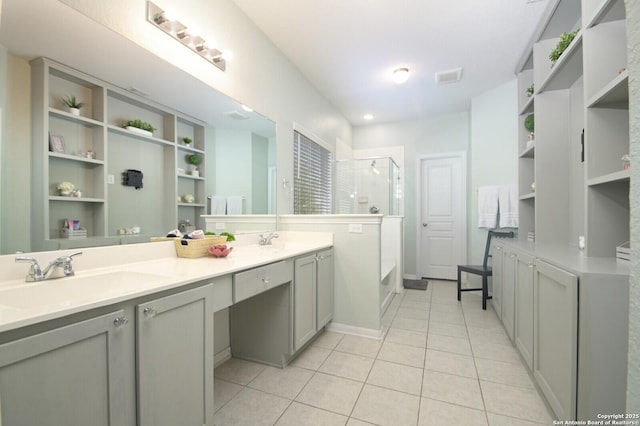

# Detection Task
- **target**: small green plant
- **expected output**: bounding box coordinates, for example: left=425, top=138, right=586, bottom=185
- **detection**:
left=63, top=95, right=84, bottom=109
left=187, top=153, right=202, bottom=166
left=526, top=84, right=534, bottom=97
left=220, top=231, right=235, bottom=242
left=181, top=137, right=192, bottom=145
left=549, top=31, right=578, bottom=63
left=123, top=119, right=156, bottom=133
left=524, top=114, right=535, bottom=132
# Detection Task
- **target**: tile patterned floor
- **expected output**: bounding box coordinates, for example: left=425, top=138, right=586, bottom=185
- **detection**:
left=213, top=280, right=554, bottom=426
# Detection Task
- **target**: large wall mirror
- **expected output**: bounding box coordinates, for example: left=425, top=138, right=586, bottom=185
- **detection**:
left=0, top=0, right=276, bottom=254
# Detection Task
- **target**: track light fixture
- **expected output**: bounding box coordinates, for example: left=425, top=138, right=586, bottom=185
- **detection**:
left=147, top=1, right=226, bottom=72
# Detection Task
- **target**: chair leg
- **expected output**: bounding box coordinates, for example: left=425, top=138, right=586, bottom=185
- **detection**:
left=457, top=268, right=462, bottom=301
left=482, top=276, right=488, bottom=310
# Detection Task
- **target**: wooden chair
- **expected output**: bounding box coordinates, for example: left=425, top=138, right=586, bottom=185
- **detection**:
left=457, top=230, right=514, bottom=310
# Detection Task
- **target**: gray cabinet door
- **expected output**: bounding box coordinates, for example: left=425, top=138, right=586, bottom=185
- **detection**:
left=0, top=310, right=127, bottom=426
left=502, top=249, right=517, bottom=341
left=533, top=260, right=577, bottom=420
left=491, top=242, right=504, bottom=319
left=137, top=285, right=214, bottom=426
left=316, top=249, right=334, bottom=329
left=515, top=250, right=535, bottom=370
left=294, top=254, right=317, bottom=351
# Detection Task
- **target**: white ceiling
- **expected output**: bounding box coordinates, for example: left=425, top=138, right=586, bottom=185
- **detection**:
left=232, top=0, right=549, bottom=125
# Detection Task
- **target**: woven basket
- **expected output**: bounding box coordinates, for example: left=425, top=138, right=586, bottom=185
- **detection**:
left=173, top=235, right=228, bottom=258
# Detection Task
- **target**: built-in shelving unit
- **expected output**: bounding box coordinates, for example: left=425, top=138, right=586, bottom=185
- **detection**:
left=31, top=58, right=208, bottom=250
left=515, top=0, right=628, bottom=258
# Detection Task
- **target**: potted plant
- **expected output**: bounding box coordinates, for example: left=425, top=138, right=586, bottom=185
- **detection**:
left=57, top=181, right=75, bottom=196
left=526, top=84, right=534, bottom=97
left=549, top=31, right=578, bottom=64
left=181, top=137, right=192, bottom=145
left=187, top=153, right=202, bottom=177
left=123, top=119, right=156, bottom=137
left=63, top=95, right=84, bottom=116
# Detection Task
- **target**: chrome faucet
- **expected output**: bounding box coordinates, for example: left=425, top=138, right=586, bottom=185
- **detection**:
left=15, top=252, right=82, bottom=282
left=258, top=233, right=279, bottom=246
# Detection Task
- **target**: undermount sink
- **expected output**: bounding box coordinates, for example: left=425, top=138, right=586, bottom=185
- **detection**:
left=0, top=271, right=167, bottom=311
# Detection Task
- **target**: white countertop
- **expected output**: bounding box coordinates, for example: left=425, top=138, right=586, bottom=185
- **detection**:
left=0, top=231, right=333, bottom=333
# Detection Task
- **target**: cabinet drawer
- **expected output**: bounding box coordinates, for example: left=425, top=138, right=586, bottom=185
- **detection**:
left=233, top=260, right=293, bottom=303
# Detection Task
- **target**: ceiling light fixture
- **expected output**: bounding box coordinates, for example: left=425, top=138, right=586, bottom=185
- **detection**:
left=363, top=114, right=374, bottom=120
left=147, top=1, right=226, bottom=72
left=392, top=67, right=410, bottom=84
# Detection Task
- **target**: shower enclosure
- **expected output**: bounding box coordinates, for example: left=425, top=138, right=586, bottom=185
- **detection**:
left=335, top=157, right=401, bottom=215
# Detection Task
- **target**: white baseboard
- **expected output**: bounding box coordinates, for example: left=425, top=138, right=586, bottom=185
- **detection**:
left=214, top=347, right=232, bottom=367
left=403, top=273, right=419, bottom=280
left=326, top=322, right=385, bottom=340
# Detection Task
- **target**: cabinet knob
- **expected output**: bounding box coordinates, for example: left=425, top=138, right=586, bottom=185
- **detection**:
left=510, top=253, right=517, bottom=258
left=261, top=277, right=270, bottom=286
left=528, top=263, right=534, bottom=268
left=422, top=223, right=428, bottom=227
left=143, top=307, right=157, bottom=318
left=315, top=255, right=325, bottom=261
left=113, top=316, right=129, bottom=328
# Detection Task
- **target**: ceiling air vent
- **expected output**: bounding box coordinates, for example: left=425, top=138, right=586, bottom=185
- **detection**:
left=225, top=110, right=249, bottom=120
left=435, top=67, right=463, bottom=85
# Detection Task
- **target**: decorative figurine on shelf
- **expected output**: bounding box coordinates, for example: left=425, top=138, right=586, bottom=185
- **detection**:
left=183, top=194, right=195, bottom=203
left=622, top=154, right=631, bottom=170
left=57, top=181, right=75, bottom=196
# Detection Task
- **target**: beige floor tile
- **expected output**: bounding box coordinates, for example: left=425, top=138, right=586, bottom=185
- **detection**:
left=290, top=345, right=332, bottom=370
left=275, top=401, right=348, bottom=426
left=421, top=370, right=484, bottom=410
left=385, top=327, right=427, bottom=348
left=424, top=349, right=477, bottom=379
left=428, top=321, right=468, bottom=339
left=312, top=331, right=345, bottom=349
left=418, top=397, right=488, bottom=426
left=248, top=365, right=314, bottom=399
left=396, top=306, right=430, bottom=320
left=296, top=372, right=363, bottom=416
left=400, top=299, right=430, bottom=310
left=377, top=341, right=425, bottom=368
left=318, top=351, right=374, bottom=382
left=487, top=412, right=549, bottom=425
left=213, top=387, right=291, bottom=426
left=471, top=341, right=523, bottom=364
left=391, top=316, right=429, bottom=332
left=215, top=357, right=266, bottom=385
left=430, top=302, right=464, bottom=314
left=467, top=326, right=513, bottom=347
left=481, top=381, right=553, bottom=424
left=430, top=310, right=466, bottom=325
left=427, top=333, right=472, bottom=356
left=474, top=357, right=534, bottom=389
left=347, top=418, right=377, bottom=426
left=335, top=334, right=382, bottom=358
left=351, top=384, right=420, bottom=426
left=214, top=378, right=243, bottom=412
left=366, top=359, right=423, bottom=395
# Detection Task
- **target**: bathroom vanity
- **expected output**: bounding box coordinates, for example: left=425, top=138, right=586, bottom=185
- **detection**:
left=0, top=231, right=332, bottom=426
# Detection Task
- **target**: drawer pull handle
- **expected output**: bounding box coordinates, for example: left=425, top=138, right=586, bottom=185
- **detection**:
left=316, top=255, right=325, bottom=261
left=143, top=307, right=157, bottom=318
left=113, top=316, right=129, bottom=328
left=261, top=277, right=270, bottom=286
left=528, top=263, right=534, bottom=268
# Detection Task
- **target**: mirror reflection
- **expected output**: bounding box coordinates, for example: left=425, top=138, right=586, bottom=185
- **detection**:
left=0, top=0, right=276, bottom=254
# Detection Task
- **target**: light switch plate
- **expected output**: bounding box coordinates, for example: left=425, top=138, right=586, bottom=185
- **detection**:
left=107, top=174, right=115, bottom=184
left=349, top=223, right=363, bottom=233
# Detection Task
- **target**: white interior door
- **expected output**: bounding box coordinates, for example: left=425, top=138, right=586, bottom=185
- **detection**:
left=418, top=154, right=466, bottom=280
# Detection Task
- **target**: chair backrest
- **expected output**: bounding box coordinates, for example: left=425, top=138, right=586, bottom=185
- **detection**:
left=483, top=230, right=515, bottom=269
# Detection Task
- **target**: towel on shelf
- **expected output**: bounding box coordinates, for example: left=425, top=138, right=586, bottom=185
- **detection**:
left=477, top=186, right=499, bottom=228
left=499, top=184, right=519, bottom=228
left=226, top=196, right=243, bottom=215
left=209, top=196, right=227, bottom=215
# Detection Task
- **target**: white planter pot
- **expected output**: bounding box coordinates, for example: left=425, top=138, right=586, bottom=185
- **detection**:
left=125, top=126, right=153, bottom=137
left=69, top=107, right=80, bottom=116
left=190, top=170, right=200, bottom=177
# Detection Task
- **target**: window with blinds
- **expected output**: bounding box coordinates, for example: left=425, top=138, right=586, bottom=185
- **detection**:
left=293, top=130, right=333, bottom=214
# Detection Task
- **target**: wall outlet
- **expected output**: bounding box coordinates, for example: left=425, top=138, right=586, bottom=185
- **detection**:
left=215, top=222, right=225, bottom=230
left=348, top=223, right=363, bottom=233
left=107, top=174, right=115, bottom=184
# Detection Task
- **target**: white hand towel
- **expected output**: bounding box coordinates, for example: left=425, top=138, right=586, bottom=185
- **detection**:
left=478, top=186, right=499, bottom=228
left=499, top=184, right=519, bottom=228
left=226, top=196, right=243, bottom=215
left=209, top=196, right=227, bottom=215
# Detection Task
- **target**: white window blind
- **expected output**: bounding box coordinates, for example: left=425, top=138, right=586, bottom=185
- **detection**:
left=293, top=130, right=333, bottom=214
